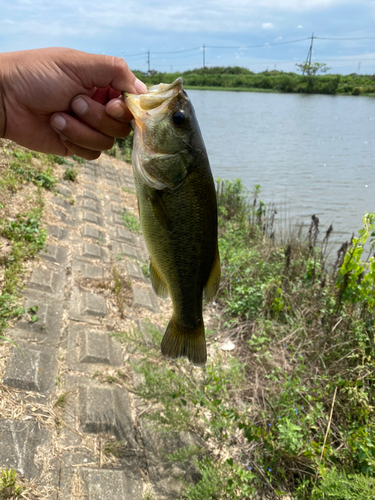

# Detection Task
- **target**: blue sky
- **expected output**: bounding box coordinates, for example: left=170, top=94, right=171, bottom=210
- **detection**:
left=1, top=0, right=375, bottom=74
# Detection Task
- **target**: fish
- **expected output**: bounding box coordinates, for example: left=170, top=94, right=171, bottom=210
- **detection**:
left=124, top=78, right=220, bottom=366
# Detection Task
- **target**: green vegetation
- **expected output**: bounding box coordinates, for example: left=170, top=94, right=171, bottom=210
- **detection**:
left=110, top=128, right=134, bottom=162
left=0, top=469, right=23, bottom=499
left=117, top=179, right=375, bottom=499
left=63, top=166, right=78, bottom=181
left=133, top=65, right=375, bottom=96
left=122, top=209, right=141, bottom=234
left=0, top=143, right=64, bottom=338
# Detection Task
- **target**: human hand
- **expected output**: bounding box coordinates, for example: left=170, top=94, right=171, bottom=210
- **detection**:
left=0, top=47, right=147, bottom=160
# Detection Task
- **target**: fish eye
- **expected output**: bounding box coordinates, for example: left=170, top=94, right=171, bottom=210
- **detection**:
left=172, top=110, right=185, bottom=126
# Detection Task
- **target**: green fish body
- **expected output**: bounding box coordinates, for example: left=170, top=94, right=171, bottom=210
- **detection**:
left=125, top=78, right=220, bottom=366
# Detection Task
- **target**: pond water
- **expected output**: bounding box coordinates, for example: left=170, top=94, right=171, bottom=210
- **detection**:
left=190, top=89, right=375, bottom=244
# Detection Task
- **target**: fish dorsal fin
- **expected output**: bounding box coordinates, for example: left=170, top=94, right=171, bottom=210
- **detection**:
left=204, top=245, right=221, bottom=302
left=150, top=259, right=169, bottom=298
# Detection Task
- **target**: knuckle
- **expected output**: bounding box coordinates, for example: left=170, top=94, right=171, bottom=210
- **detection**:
left=113, top=56, right=130, bottom=76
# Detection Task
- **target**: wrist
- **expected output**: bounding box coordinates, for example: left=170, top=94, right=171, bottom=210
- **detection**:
left=0, top=80, right=6, bottom=139
left=0, top=54, right=9, bottom=139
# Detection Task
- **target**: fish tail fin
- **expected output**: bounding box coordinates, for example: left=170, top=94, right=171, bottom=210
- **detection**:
left=161, top=317, right=207, bottom=366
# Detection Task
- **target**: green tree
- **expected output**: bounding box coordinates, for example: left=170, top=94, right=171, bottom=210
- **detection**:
left=296, top=62, right=331, bottom=76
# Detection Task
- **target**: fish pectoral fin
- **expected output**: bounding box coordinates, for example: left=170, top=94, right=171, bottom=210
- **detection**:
left=161, top=317, right=207, bottom=366
left=150, top=259, right=169, bottom=298
left=149, top=189, right=172, bottom=231
left=204, top=245, right=221, bottom=302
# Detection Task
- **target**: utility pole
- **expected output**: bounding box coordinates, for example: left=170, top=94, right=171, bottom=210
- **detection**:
left=303, top=33, right=314, bottom=76
left=147, top=49, right=150, bottom=74
left=203, top=44, right=206, bottom=70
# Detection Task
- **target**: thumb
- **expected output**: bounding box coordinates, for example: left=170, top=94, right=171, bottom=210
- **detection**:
left=65, top=50, right=147, bottom=94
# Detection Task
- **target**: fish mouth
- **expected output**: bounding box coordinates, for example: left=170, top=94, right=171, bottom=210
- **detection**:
left=124, top=77, right=184, bottom=124
left=124, top=78, right=188, bottom=191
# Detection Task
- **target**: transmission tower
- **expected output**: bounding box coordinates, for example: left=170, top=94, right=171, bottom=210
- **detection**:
left=303, top=33, right=314, bottom=76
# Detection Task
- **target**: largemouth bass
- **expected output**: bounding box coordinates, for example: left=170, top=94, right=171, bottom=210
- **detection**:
left=124, top=78, right=220, bottom=366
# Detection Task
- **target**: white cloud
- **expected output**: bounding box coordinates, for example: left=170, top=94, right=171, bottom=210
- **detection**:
left=262, top=22, right=274, bottom=29
left=297, top=24, right=304, bottom=28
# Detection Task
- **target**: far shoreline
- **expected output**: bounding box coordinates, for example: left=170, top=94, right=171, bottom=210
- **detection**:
left=184, top=85, right=375, bottom=97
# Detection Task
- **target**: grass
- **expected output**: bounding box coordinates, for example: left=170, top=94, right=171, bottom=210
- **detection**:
left=122, top=209, right=141, bottom=234
left=0, top=469, right=23, bottom=499
left=111, top=265, right=132, bottom=318
left=63, top=166, right=78, bottom=181
left=0, top=141, right=69, bottom=338
left=113, top=179, right=375, bottom=499
left=184, top=85, right=279, bottom=93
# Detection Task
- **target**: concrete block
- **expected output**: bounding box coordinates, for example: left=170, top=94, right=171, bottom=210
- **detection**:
left=111, top=204, right=123, bottom=214
left=141, top=420, right=202, bottom=499
left=53, top=210, right=77, bottom=227
left=3, top=343, right=58, bottom=395
left=108, top=195, right=122, bottom=204
left=82, top=211, right=103, bottom=226
left=133, top=287, right=159, bottom=313
left=110, top=227, right=135, bottom=245
left=81, top=292, right=107, bottom=317
left=14, top=296, right=63, bottom=342
left=47, top=225, right=69, bottom=241
left=126, top=261, right=146, bottom=281
left=79, top=386, right=136, bottom=443
left=0, top=419, right=50, bottom=479
left=82, top=199, right=100, bottom=213
left=82, top=263, right=104, bottom=280
left=114, top=243, right=141, bottom=260
left=81, top=469, right=143, bottom=500
left=83, top=190, right=99, bottom=201
left=40, top=244, right=68, bottom=265
left=81, top=243, right=109, bottom=262
left=27, top=268, right=65, bottom=298
left=69, top=288, right=107, bottom=324
left=114, top=214, right=125, bottom=226
left=52, top=196, right=73, bottom=212
left=55, top=186, right=73, bottom=197
left=66, top=325, right=123, bottom=372
left=135, top=235, right=149, bottom=259
left=82, top=226, right=106, bottom=243
left=84, top=174, right=96, bottom=183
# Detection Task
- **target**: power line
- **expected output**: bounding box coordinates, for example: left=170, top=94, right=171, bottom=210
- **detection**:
left=121, top=51, right=147, bottom=57
left=206, top=38, right=310, bottom=49
left=152, top=47, right=201, bottom=54
left=315, top=36, right=375, bottom=41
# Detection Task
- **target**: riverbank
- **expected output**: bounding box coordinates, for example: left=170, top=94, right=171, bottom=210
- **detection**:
left=131, top=179, right=375, bottom=499
left=136, top=67, right=375, bottom=96
left=1, top=141, right=374, bottom=499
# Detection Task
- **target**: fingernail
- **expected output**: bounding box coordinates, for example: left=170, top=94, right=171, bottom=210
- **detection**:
left=52, top=114, right=66, bottom=131
left=134, top=78, right=147, bottom=94
left=107, top=101, right=124, bottom=118
left=72, top=97, right=88, bottom=115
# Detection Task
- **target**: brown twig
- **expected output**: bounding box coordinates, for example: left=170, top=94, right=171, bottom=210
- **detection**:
left=315, top=386, right=338, bottom=481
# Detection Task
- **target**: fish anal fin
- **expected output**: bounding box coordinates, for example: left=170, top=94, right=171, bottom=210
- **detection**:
left=204, top=246, right=221, bottom=302
left=161, top=317, right=207, bottom=366
left=150, top=259, right=169, bottom=299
